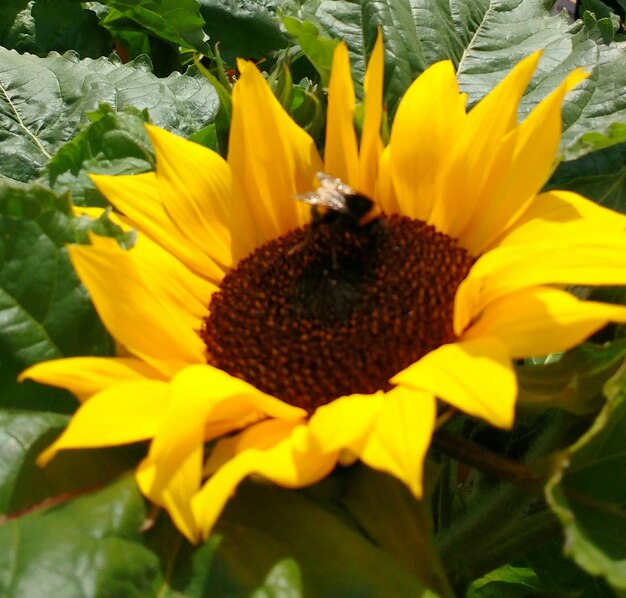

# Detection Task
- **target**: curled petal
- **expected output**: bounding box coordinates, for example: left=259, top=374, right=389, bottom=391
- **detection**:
left=38, top=379, right=169, bottom=465
left=393, top=338, right=516, bottom=429
left=359, top=387, right=436, bottom=497
left=455, top=228, right=626, bottom=334
left=463, top=287, right=626, bottom=358
left=20, top=357, right=165, bottom=402
left=193, top=421, right=336, bottom=539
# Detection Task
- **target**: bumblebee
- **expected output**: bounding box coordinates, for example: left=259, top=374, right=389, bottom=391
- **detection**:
left=295, top=172, right=380, bottom=230
left=290, top=173, right=383, bottom=322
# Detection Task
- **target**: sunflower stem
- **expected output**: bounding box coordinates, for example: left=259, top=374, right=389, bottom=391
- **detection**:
left=432, top=430, right=543, bottom=492
left=436, top=456, right=454, bottom=532
left=445, top=509, right=562, bottom=589
left=434, top=410, right=587, bottom=591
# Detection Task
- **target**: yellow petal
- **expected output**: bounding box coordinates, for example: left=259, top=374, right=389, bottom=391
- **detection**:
left=392, top=338, right=516, bottom=428
left=228, top=60, right=323, bottom=261
left=126, top=231, right=217, bottom=320
left=455, top=228, right=626, bottom=334
left=494, top=190, right=626, bottom=248
left=135, top=367, right=228, bottom=540
left=375, top=144, right=397, bottom=213
left=136, top=364, right=305, bottom=499
left=463, top=286, right=626, bottom=358
left=431, top=52, right=541, bottom=238
left=38, top=379, right=169, bottom=466
left=359, top=386, right=436, bottom=497
left=136, top=361, right=301, bottom=542
left=138, top=440, right=203, bottom=543
left=459, top=68, right=589, bottom=254
left=389, top=60, right=466, bottom=221
left=325, top=42, right=359, bottom=187
left=305, top=392, right=385, bottom=454
left=145, top=125, right=233, bottom=271
left=19, top=356, right=165, bottom=402
left=192, top=420, right=336, bottom=539
left=69, top=243, right=205, bottom=376
left=91, top=173, right=225, bottom=282
left=358, top=31, right=384, bottom=196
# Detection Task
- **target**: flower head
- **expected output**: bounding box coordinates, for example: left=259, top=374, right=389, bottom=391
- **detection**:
left=22, top=37, right=626, bottom=542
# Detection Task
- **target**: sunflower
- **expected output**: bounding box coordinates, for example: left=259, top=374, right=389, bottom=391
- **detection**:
left=21, top=37, right=626, bottom=543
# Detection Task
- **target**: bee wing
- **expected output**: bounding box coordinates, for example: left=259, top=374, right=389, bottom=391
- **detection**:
left=295, top=188, right=349, bottom=212
left=294, top=172, right=353, bottom=213
left=316, top=172, right=356, bottom=195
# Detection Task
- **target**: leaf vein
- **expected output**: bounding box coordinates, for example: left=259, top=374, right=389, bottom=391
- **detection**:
left=0, top=79, right=52, bottom=160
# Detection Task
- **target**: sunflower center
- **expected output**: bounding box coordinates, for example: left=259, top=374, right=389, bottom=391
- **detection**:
left=202, top=214, right=474, bottom=412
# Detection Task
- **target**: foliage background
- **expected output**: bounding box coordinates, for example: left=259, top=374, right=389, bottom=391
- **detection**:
left=1, top=0, right=626, bottom=596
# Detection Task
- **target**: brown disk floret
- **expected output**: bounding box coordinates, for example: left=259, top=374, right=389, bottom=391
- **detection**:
left=202, top=215, right=475, bottom=412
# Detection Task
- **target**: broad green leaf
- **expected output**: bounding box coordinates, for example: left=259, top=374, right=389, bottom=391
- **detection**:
left=199, top=0, right=289, bottom=59
left=290, top=0, right=626, bottom=153
left=0, top=48, right=218, bottom=183
left=467, top=540, right=615, bottom=597
left=548, top=142, right=626, bottom=214
left=0, top=180, right=132, bottom=412
left=563, top=122, right=626, bottom=159
left=1, top=0, right=113, bottom=59
left=96, top=0, right=210, bottom=54
left=150, top=478, right=435, bottom=597
left=467, top=565, right=542, bottom=598
left=0, top=410, right=140, bottom=515
left=0, top=0, right=30, bottom=41
left=97, top=6, right=185, bottom=77
left=546, top=364, right=626, bottom=590
left=0, top=476, right=161, bottom=598
left=282, top=16, right=339, bottom=86
left=340, top=465, right=453, bottom=597
left=516, top=340, right=626, bottom=415
left=42, top=104, right=154, bottom=207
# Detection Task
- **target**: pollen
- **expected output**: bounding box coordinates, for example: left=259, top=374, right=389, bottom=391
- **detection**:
left=202, top=215, right=475, bottom=412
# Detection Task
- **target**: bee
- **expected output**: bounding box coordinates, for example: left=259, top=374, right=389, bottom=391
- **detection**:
left=295, top=172, right=380, bottom=231
left=291, top=173, right=381, bottom=321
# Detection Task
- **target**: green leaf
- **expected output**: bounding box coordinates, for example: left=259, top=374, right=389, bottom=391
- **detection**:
left=560, top=122, right=626, bottom=160
left=42, top=104, right=154, bottom=207
left=0, top=476, right=161, bottom=598
left=0, top=410, right=141, bottom=515
left=516, top=340, right=626, bottom=415
left=150, top=478, right=436, bottom=596
left=282, top=16, right=339, bottom=86
left=0, top=47, right=218, bottom=183
left=1, top=0, right=113, bottom=59
left=290, top=0, right=626, bottom=153
left=467, top=539, right=615, bottom=597
left=340, top=465, right=453, bottom=597
left=98, top=7, right=185, bottom=77
left=0, top=0, right=30, bottom=41
left=97, top=0, right=210, bottom=54
left=192, top=54, right=232, bottom=154
left=546, top=364, right=626, bottom=591
left=548, top=142, right=626, bottom=214
left=0, top=180, right=132, bottom=412
left=199, top=0, right=289, bottom=60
